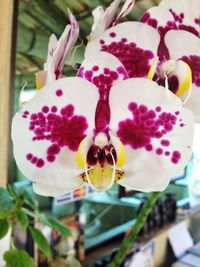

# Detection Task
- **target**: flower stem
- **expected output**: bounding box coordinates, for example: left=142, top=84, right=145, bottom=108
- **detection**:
left=107, top=192, right=160, bottom=267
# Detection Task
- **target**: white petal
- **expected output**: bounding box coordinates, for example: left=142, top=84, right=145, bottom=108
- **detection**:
left=140, top=6, right=176, bottom=29
left=109, top=78, right=194, bottom=192
left=86, top=22, right=160, bottom=78
left=12, top=77, right=99, bottom=191
left=77, top=51, right=128, bottom=88
left=159, top=0, right=200, bottom=36
left=165, top=30, right=200, bottom=59
left=44, top=34, right=57, bottom=71
left=33, top=182, right=74, bottom=197
left=184, top=87, right=200, bottom=123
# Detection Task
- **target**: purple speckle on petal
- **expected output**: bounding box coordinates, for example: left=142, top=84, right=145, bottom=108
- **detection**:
left=145, top=144, right=153, bottom=151
left=100, top=39, right=105, bottom=45
left=92, top=65, right=99, bottom=71
left=51, top=106, right=58, bottom=113
left=56, top=89, right=63, bottom=97
left=171, top=150, right=181, bottom=164
left=110, top=32, right=116, bottom=38
left=47, top=155, right=56, bottom=162
left=26, top=153, right=33, bottom=160
left=31, top=156, right=37, bottom=164
left=42, top=106, right=49, bottom=113
left=156, top=106, right=162, bottom=112
left=165, top=151, right=170, bottom=156
left=156, top=148, right=163, bottom=155
left=47, top=144, right=60, bottom=155
left=161, top=140, right=170, bottom=147
left=36, top=158, right=45, bottom=168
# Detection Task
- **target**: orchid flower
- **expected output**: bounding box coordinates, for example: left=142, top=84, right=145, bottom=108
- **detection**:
left=139, top=0, right=200, bottom=121
left=36, top=10, right=79, bottom=90
left=86, top=0, right=200, bottom=122
left=89, top=0, right=135, bottom=40
left=12, top=50, right=194, bottom=197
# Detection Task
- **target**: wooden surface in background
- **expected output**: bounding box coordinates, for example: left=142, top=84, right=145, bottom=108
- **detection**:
left=0, top=0, right=15, bottom=186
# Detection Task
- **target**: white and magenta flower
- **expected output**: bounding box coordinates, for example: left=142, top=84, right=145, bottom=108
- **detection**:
left=12, top=59, right=194, bottom=196
left=86, top=0, right=200, bottom=122
left=12, top=8, right=195, bottom=197
left=36, top=10, right=79, bottom=89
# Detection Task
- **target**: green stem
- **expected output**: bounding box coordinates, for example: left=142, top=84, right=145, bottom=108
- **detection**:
left=107, top=192, right=160, bottom=267
left=9, top=220, right=16, bottom=250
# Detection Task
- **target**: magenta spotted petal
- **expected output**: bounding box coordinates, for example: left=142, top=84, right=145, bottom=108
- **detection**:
left=109, top=78, right=194, bottom=192
left=77, top=52, right=128, bottom=131
left=77, top=52, right=128, bottom=94
left=85, top=22, right=160, bottom=78
left=12, top=78, right=99, bottom=191
left=140, top=7, right=177, bottom=60
left=160, top=0, right=200, bottom=37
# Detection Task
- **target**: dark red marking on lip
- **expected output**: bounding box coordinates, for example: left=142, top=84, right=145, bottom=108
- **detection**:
left=153, top=74, right=179, bottom=94
left=86, top=144, right=117, bottom=167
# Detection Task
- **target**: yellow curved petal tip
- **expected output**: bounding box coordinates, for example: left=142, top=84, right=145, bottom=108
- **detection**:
left=147, top=59, right=158, bottom=80
left=35, top=71, right=47, bottom=90
left=76, top=136, right=91, bottom=168
left=110, top=134, right=126, bottom=167
left=175, top=61, right=192, bottom=97
left=76, top=140, right=86, bottom=168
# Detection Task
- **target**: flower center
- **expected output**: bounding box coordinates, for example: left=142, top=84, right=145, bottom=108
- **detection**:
left=94, top=132, right=108, bottom=148
left=86, top=144, right=117, bottom=167
left=76, top=132, right=126, bottom=191
left=160, top=59, right=176, bottom=76
left=149, top=59, right=192, bottom=100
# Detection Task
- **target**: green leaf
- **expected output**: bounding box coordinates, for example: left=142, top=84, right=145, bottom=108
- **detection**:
left=3, top=249, right=34, bottom=267
left=30, top=227, right=51, bottom=259
left=0, top=219, right=9, bottom=239
left=6, top=184, right=17, bottom=198
left=48, top=217, right=71, bottom=237
left=16, top=209, right=29, bottom=228
left=23, top=190, right=37, bottom=209
left=0, top=188, right=14, bottom=219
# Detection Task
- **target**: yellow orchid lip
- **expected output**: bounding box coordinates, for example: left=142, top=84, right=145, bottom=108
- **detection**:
left=76, top=132, right=126, bottom=191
